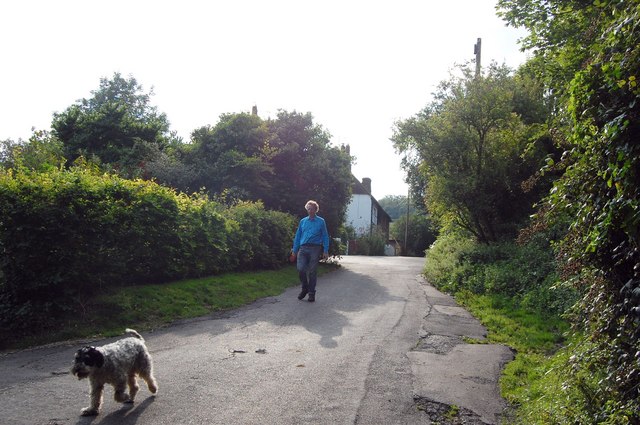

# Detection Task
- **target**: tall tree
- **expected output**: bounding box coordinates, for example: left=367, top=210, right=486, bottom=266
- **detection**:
left=265, top=110, right=352, bottom=238
left=390, top=212, right=437, bottom=257
left=187, top=113, right=272, bottom=201
left=393, top=63, right=550, bottom=243
left=52, top=73, right=177, bottom=177
left=184, top=110, right=352, bottom=238
left=498, top=0, right=640, bottom=419
left=378, top=195, right=415, bottom=220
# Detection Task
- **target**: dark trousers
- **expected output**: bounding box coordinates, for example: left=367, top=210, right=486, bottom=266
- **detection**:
left=297, top=244, right=322, bottom=293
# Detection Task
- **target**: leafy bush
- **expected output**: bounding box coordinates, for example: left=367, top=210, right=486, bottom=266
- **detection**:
left=0, top=130, right=65, bottom=172
left=424, top=233, right=577, bottom=317
left=0, top=167, right=295, bottom=343
left=496, top=1, right=640, bottom=419
left=351, top=229, right=387, bottom=256
left=174, top=192, right=234, bottom=277
left=225, top=201, right=297, bottom=270
left=423, top=233, right=476, bottom=293
left=505, top=331, right=640, bottom=425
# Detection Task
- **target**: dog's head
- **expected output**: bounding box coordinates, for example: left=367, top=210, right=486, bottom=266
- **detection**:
left=71, top=346, right=104, bottom=379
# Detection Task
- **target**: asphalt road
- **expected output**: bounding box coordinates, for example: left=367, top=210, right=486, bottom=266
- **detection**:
left=0, top=256, right=513, bottom=425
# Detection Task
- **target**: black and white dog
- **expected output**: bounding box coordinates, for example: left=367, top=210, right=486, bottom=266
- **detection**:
left=71, top=329, right=158, bottom=416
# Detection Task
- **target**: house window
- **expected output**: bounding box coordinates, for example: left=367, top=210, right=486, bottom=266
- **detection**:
left=372, top=205, right=378, bottom=225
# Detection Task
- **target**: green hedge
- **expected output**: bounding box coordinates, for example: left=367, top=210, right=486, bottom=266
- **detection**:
left=0, top=168, right=296, bottom=338
left=423, top=233, right=578, bottom=317
left=225, top=201, right=297, bottom=270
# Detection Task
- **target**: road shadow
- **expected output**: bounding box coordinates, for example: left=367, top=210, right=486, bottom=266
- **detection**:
left=151, top=260, right=406, bottom=351
left=0, top=257, right=424, bottom=424
left=292, top=267, right=404, bottom=348
left=74, top=395, right=156, bottom=425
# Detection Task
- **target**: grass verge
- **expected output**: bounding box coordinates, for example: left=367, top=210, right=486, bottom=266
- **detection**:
left=451, top=290, right=571, bottom=424
left=7, top=263, right=337, bottom=350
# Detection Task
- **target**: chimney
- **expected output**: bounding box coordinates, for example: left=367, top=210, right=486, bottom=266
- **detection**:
left=362, top=177, right=371, bottom=194
left=341, top=144, right=352, bottom=171
left=252, top=105, right=258, bottom=116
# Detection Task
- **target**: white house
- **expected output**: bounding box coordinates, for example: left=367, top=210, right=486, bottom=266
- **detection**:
left=345, top=176, right=392, bottom=242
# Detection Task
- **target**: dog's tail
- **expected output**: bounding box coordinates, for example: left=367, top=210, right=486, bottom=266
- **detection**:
left=125, top=328, right=144, bottom=340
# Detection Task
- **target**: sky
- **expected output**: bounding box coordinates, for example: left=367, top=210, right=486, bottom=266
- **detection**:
left=0, top=0, right=528, bottom=199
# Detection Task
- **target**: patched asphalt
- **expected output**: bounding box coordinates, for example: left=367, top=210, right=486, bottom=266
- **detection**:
left=0, top=256, right=513, bottom=424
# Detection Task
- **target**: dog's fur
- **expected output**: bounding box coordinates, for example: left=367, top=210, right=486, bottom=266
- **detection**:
left=70, top=328, right=158, bottom=416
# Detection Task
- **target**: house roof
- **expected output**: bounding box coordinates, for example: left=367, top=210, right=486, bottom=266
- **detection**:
left=351, top=176, right=370, bottom=195
left=351, top=175, right=392, bottom=222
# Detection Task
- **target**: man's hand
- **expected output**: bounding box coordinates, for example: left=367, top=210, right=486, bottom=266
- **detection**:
left=322, top=252, right=329, bottom=260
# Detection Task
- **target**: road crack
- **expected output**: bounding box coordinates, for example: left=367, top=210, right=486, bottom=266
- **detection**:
left=412, top=333, right=462, bottom=355
left=413, top=395, right=490, bottom=425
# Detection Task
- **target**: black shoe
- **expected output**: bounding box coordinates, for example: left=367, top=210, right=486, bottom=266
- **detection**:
left=298, top=290, right=308, bottom=300
left=308, top=293, right=315, bottom=302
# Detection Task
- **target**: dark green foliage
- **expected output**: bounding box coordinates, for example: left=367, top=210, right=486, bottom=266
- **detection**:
left=392, top=63, right=553, bottom=243
left=0, top=167, right=295, bottom=344
left=0, top=131, right=66, bottom=172
left=52, top=73, right=177, bottom=178
left=424, top=233, right=577, bottom=317
left=225, top=202, right=297, bottom=270
left=378, top=195, right=421, bottom=220
left=390, top=213, right=437, bottom=257
left=178, top=110, right=352, bottom=239
left=497, top=0, right=640, bottom=420
left=246, top=110, right=352, bottom=238
left=185, top=113, right=271, bottom=198
left=350, top=229, right=387, bottom=256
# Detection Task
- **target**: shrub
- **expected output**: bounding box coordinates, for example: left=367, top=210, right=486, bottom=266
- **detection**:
left=174, top=192, right=233, bottom=277
left=352, top=229, right=387, bottom=256
left=424, top=233, right=577, bottom=317
left=423, top=233, right=476, bottom=293
left=225, top=201, right=297, bottom=270
left=0, top=167, right=296, bottom=343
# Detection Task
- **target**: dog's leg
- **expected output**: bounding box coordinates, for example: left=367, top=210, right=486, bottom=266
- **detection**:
left=138, top=353, right=158, bottom=394
left=113, top=380, right=131, bottom=403
left=140, top=370, right=158, bottom=394
left=81, top=381, right=104, bottom=416
left=127, top=374, right=140, bottom=402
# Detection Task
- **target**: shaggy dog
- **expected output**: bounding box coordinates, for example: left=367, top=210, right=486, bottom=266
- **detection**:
left=71, top=329, right=158, bottom=416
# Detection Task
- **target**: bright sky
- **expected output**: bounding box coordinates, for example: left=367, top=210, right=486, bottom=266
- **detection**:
left=1, top=0, right=527, bottom=199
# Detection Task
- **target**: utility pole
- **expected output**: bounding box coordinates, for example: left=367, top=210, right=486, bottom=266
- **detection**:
left=474, top=37, right=482, bottom=77
left=404, top=187, right=410, bottom=256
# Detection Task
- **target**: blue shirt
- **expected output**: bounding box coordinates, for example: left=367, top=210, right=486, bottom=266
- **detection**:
left=293, top=215, right=330, bottom=254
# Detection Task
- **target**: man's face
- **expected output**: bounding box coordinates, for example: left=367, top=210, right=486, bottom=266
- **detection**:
left=306, top=205, right=317, bottom=216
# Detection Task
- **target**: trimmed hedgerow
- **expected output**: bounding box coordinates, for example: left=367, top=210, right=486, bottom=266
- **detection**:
left=0, top=167, right=295, bottom=341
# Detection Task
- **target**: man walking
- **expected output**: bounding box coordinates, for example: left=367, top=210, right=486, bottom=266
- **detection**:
left=292, top=200, right=329, bottom=302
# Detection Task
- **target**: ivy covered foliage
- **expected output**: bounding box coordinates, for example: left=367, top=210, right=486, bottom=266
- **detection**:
left=0, top=167, right=296, bottom=344
left=497, top=0, right=640, bottom=421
